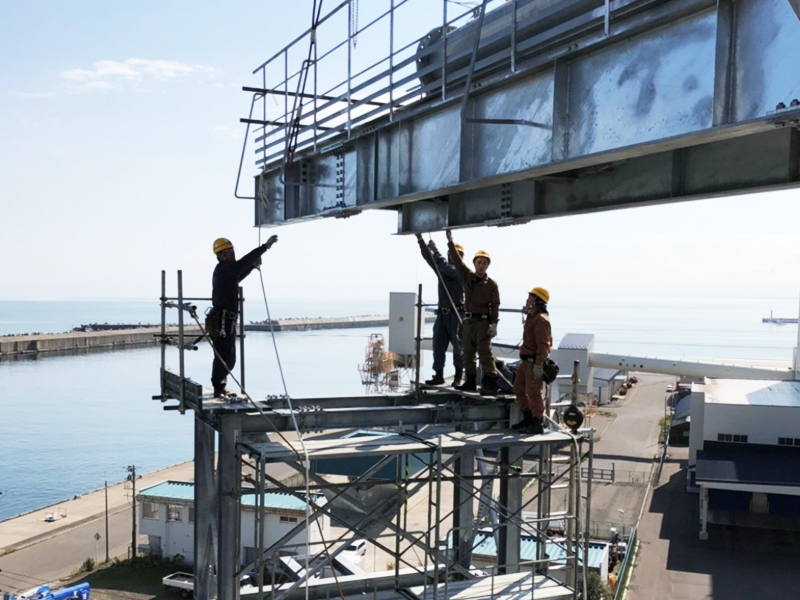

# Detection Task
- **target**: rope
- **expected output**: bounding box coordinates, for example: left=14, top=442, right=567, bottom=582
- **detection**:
left=188, top=285, right=342, bottom=599
left=255, top=232, right=316, bottom=600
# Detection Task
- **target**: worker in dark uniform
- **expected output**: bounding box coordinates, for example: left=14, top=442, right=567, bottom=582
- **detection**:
left=415, top=233, right=465, bottom=386
left=445, top=230, right=500, bottom=394
left=512, top=287, right=552, bottom=434
left=210, top=235, right=278, bottom=397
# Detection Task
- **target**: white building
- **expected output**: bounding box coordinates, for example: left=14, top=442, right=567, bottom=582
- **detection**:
left=138, top=480, right=329, bottom=565
left=689, top=379, right=800, bottom=539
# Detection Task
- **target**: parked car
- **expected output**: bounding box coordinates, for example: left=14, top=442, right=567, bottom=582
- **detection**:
left=666, top=385, right=673, bottom=393
left=341, top=539, right=367, bottom=561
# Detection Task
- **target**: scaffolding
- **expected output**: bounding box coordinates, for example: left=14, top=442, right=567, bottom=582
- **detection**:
left=156, top=271, right=593, bottom=600
left=358, top=334, right=401, bottom=394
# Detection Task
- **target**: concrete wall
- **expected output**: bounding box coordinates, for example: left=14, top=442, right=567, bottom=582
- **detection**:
left=241, top=509, right=330, bottom=556
left=140, top=500, right=194, bottom=562
left=689, top=387, right=706, bottom=467
left=140, top=498, right=329, bottom=565
left=704, top=404, right=800, bottom=446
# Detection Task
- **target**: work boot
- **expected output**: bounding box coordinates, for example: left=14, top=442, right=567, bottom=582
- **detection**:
left=479, top=374, right=499, bottom=396
left=452, top=367, right=463, bottom=387
left=213, top=385, right=232, bottom=398
left=455, top=373, right=477, bottom=392
left=512, top=411, right=534, bottom=430
left=521, top=417, right=545, bottom=436
left=425, top=371, right=445, bottom=386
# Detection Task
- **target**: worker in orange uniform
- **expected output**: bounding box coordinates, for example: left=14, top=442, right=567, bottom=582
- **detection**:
left=210, top=235, right=278, bottom=397
left=512, top=287, right=552, bottom=434
left=445, top=230, right=500, bottom=394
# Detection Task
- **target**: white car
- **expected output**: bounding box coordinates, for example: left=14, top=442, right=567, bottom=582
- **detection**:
left=341, top=539, right=367, bottom=562
left=666, top=385, right=673, bottom=393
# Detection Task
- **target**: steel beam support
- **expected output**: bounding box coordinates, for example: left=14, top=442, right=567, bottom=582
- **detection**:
left=218, top=415, right=243, bottom=600
left=712, top=0, right=736, bottom=127
left=497, top=445, right=524, bottom=574
left=236, top=402, right=510, bottom=433
left=194, top=416, right=217, bottom=600
left=395, top=127, right=800, bottom=232
left=452, top=449, right=476, bottom=572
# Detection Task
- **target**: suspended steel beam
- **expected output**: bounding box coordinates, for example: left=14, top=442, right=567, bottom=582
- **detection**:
left=248, top=0, right=800, bottom=231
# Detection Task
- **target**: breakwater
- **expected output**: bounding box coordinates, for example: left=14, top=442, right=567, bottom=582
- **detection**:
left=0, top=316, right=437, bottom=359
left=0, top=326, right=201, bottom=359
left=246, top=314, right=435, bottom=332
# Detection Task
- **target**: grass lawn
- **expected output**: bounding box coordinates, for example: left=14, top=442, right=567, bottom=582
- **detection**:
left=70, top=557, right=191, bottom=600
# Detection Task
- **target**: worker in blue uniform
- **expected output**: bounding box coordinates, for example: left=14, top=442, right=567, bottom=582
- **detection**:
left=416, top=233, right=465, bottom=386
left=209, top=235, right=278, bottom=397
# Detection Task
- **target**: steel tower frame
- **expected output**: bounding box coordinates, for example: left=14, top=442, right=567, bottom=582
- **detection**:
left=156, top=272, right=593, bottom=600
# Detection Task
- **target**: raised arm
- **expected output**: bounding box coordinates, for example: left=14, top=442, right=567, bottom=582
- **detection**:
left=446, top=231, right=471, bottom=280
left=236, top=235, right=278, bottom=281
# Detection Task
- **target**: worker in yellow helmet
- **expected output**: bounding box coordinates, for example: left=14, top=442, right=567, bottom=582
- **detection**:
left=209, top=234, right=278, bottom=397
left=445, top=230, right=500, bottom=394
left=512, top=287, right=552, bottom=434
left=415, top=233, right=465, bottom=386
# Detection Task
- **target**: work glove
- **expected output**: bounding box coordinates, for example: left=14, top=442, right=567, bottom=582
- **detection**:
left=427, top=240, right=438, bottom=253
left=533, top=363, right=544, bottom=380
left=488, top=323, right=497, bottom=338
left=254, top=257, right=262, bottom=269
left=265, top=234, right=279, bottom=249
left=415, top=233, right=423, bottom=241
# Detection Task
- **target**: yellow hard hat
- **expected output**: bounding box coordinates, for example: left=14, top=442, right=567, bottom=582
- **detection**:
left=530, top=287, right=550, bottom=304
left=213, top=238, right=233, bottom=255
left=473, top=250, right=491, bottom=264
left=454, top=244, right=464, bottom=256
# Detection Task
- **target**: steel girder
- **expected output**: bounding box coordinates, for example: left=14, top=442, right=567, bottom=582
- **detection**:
left=254, top=0, right=800, bottom=232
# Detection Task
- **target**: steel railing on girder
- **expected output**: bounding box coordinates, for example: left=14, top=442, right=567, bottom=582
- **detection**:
left=235, top=0, right=553, bottom=198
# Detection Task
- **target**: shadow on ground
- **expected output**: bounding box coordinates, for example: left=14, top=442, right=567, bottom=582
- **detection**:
left=646, top=462, right=800, bottom=599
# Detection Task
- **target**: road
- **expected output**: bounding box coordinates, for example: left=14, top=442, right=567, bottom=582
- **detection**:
left=578, top=373, right=670, bottom=533
left=0, top=506, right=137, bottom=591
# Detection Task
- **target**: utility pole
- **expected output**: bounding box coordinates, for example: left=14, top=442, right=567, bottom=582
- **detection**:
left=104, top=480, right=110, bottom=563
left=127, top=465, right=138, bottom=558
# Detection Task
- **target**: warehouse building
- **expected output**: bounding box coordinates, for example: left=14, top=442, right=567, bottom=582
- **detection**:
left=689, top=379, right=800, bottom=539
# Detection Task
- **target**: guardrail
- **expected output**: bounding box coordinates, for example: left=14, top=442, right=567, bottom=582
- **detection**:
left=613, top=525, right=637, bottom=600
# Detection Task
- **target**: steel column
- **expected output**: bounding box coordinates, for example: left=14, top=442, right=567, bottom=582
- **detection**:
left=194, top=416, right=217, bottom=600
left=452, top=449, right=476, bottom=572
left=218, top=415, right=242, bottom=600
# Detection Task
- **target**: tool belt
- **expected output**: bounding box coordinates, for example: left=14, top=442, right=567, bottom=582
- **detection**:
left=205, top=308, right=237, bottom=337
left=520, top=355, right=560, bottom=384
left=463, top=312, right=490, bottom=321
left=435, top=305, right=465, bottom=315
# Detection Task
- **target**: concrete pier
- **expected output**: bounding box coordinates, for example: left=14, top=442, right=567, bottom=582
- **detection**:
left=246, top=315, right=434, bottom=332
left=0, top=315, right=436, bottom=359
left=0, top=326, right=201, bottom=360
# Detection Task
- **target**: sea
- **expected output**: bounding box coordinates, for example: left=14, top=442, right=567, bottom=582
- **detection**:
left=1, top=296, right=797, bottom=521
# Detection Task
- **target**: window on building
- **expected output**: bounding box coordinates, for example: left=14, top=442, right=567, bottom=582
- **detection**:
left=167, top=505, right=183, bottom=522
left=280, top=515, right=298, bottom=524
left=717, top=433, right=748, bottom=443
left=778, top=437, right=800, bottom=446
left=142, top=502, right=160, bottom=520
left=188, top=506, right=195, bottom=524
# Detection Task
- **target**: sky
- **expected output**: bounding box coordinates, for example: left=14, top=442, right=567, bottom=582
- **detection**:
left=1, top=1, right=798, bottom=308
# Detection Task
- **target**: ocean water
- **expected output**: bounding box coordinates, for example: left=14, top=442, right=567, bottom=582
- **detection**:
left=0, top=296, right=797, bottom=521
